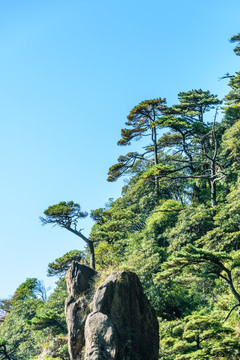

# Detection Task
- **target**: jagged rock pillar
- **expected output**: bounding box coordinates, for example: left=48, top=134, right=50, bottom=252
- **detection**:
left=65, top=262, right=96, bottom=360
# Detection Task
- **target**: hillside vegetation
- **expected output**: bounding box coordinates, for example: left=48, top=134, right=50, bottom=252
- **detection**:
left=2, top=33, right=240, bottom=360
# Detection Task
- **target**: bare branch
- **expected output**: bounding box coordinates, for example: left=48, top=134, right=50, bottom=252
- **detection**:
left=223, top=303, right=240, bottom=322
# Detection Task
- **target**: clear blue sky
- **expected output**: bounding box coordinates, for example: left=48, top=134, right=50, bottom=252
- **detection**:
left=0, top=0, right=239, bottom=298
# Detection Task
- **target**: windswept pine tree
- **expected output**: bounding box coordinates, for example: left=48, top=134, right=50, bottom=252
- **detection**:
left=40, top=202, right=96, bottom=269
left=143, top=89, right=223, bottom=208
left=108, top=98, right=167, bottom=193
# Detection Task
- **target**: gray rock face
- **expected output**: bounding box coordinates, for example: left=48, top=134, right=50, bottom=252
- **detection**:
left=65, top=265, right=159, bottom=360
left=84, top=271, right=159, bottom=360
left=66, top=262, right=97, bottom=298
left=84, top=312, right=117, bottom=360
left=65, top=262, right=96, bottom=360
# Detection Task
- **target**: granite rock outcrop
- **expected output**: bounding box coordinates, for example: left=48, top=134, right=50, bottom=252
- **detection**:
left=65, top=263, right=159, bottom=360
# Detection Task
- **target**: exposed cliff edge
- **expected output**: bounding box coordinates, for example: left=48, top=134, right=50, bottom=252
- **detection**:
left=65, top=261, right=159, bottom=360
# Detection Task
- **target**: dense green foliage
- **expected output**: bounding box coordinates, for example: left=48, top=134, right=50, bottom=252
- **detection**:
left=2, top=32, right=240, bottom=359
left=89, top=31, right=240, bottom=359
left=0, top=278, right=68, bottom=360
left=107, top=98, right=167, bottom=186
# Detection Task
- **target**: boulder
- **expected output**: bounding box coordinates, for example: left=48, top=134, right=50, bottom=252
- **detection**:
left=84, top=271, right=159, bottom=360
left=84, top=312, right=118, bottom=360
left=65, top=265, right=159, bottom=360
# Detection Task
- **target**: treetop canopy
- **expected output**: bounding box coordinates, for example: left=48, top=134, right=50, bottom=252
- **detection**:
left=40, top=201, right=88, bottom=229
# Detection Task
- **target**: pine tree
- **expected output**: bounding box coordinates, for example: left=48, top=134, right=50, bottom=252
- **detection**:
left=40, top=202, right=95, bottom=269
left=108, top=98, right=167, bottom=193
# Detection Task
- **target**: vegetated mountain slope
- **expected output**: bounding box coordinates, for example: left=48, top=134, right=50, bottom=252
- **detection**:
left=1, top=32, right=240, bottom=360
